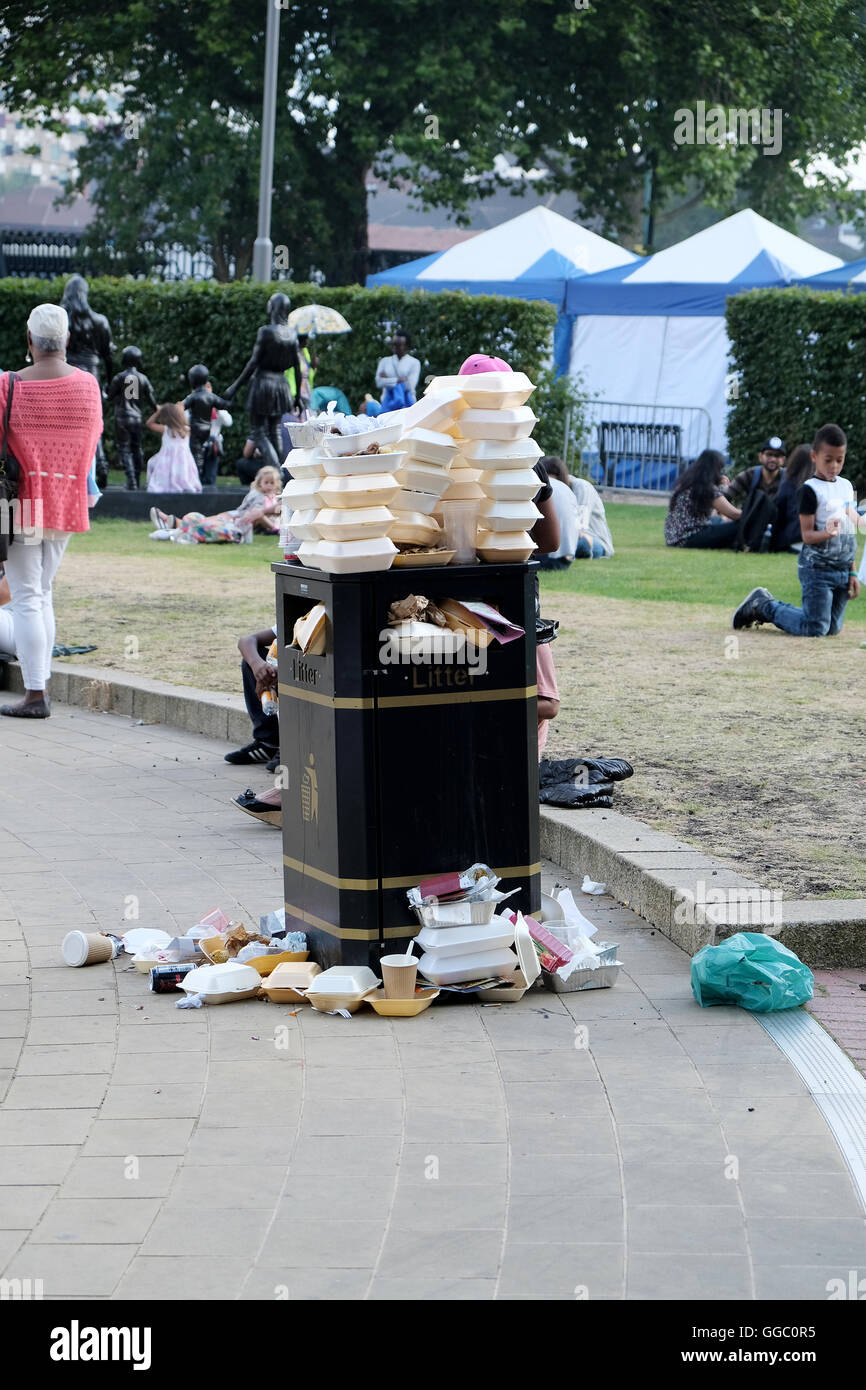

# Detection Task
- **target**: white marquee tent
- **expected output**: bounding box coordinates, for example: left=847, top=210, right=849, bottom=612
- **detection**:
left=565, top=210, right=843, bottom=451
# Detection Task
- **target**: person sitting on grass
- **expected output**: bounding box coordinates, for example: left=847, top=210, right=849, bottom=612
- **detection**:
left=768, top=444, right=813, bottom=553
left=665, top=449, right=765, bottom=550
left=149, top=465, right=282, bottom=543
left=732, top=423, right=866, bottom=637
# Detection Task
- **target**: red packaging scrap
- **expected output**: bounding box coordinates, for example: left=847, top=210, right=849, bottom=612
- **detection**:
left=508, top=912, right=573, bottom=972
left=419, top=872, right=465, bottom=901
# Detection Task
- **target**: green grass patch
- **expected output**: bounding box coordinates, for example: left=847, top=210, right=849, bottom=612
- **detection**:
left=539, top=502, right=866, bottom=625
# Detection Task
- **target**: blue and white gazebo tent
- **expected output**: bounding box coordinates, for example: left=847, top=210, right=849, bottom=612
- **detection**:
left=800, top=256, right=866, bottom=289
left=366, top=206, right=637, bottom=375
left=565, top=209, right=842, bottom=451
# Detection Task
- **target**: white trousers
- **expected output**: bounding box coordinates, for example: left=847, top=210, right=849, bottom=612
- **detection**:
left=2, top=530, right=70, bottom=690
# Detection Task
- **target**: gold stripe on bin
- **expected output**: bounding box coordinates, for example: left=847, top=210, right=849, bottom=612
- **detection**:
left=283, top=854, right=378, bottom=892
left=284, top=856, right=542, bottom=893
left=284, top=901, right=379, bottom=941
left=377, top=685, right=537, bottom=710
left=278, top=683, right=374, bottom=710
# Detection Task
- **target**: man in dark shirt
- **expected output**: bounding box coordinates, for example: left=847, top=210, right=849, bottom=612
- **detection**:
left=723, top=436, right=786, bottom=506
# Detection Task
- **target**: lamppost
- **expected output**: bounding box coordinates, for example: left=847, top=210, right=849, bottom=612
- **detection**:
left=252, top=0, right=281, bottom=282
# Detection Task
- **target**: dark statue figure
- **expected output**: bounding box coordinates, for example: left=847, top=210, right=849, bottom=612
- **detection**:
left=184, top=364, right=231, bottom=487
left=61, top=274, right=113, bottom=488
left=105, top=346, right=158, bottom=491
left=224, top=293, right=301, bottom=472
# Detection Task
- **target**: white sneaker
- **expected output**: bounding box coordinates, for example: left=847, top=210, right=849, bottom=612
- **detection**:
left=149, top=529, right=171, bottom=540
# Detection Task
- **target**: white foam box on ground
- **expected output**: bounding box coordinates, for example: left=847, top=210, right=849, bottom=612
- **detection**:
left=394, top=458, right=452, bottom=494
left=312, top=537, right=398, bottom=573
left=321, top=449, right=406, bottom=477
left=388, top=511, right=442, bottom=546
left=414, top=921, right=515, bottom=957
left=319, top=420, right=403, bottom=456
left=417, top=946, right=519, bottom=986
left=425, top=371, right=535, bottom=410
left=456, top=407, right=538, bottom=441
left=477, top=468, right=541, bottom=501
left=311, top=964, right=380, bottom=993
left=288, top=508, right=321, bottom=540
left=317, top=473, right=400, bottom=510
left=315, top=506, right=395, bottom=541
left=282, top=477, right=322, bottom=510
left=394, top=488, right=441, bottom=516
left=401, top=428, right=458, bottom=467
left=460, top=437, right=543, bottom=469
left=479, top=499, right=542, bottom=532
left=476, top=529, right=536, bottom=563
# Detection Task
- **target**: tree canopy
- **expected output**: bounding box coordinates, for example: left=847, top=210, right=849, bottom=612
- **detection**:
left=1, top=0, right=865, bottom=279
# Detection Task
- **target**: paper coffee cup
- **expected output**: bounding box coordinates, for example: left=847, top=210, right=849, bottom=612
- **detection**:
left=62, top=931, right=114, bottom=967
left=381, top=953, right=418, bottom=1000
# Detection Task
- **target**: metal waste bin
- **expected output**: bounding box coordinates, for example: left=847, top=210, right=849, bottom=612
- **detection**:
left=273, top=561, right=540, bottom=971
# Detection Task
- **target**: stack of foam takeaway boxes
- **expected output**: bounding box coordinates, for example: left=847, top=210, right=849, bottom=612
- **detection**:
left=427, top=371, right=543, bottom=562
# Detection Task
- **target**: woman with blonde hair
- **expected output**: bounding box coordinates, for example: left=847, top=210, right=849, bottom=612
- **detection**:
left=145, top=402, right=201, bottom=493
left=149, top=465, right=282, bottom=543
left=0, top=303, right=103, bottom=719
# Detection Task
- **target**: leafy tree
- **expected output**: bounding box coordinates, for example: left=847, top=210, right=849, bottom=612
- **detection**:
left=2, top=0, right=866, bottom=276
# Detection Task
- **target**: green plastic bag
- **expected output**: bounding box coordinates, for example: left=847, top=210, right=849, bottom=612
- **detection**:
left=691, top=932, right=813, bottom=1012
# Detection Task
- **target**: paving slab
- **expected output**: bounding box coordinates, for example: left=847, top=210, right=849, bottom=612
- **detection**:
left=1, top=701, right=864, bottom=1300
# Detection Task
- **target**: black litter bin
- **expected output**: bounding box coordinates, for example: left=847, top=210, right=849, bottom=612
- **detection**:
left=273, top=560, right=540, bottom=971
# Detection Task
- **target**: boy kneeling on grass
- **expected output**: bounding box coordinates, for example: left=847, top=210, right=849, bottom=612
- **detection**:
left=732, top=423, right=866, bottom=637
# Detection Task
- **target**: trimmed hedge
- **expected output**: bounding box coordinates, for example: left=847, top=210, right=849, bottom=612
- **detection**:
left=727, top=288, right=866, bottom=493
left=0, top=278, right=558, bottom=469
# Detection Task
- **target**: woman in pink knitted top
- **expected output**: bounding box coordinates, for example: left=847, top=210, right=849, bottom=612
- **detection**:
left=0, top=303, right=103, bottom=719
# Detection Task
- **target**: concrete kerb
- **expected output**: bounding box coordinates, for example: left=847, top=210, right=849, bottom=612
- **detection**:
left=3, top=659, right=864, bottom=967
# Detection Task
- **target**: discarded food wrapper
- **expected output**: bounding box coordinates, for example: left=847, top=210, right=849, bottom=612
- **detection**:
left=438, top=599, right=524, bottom=646
left=412, top=863, right=500, bottom=906
left=176, top=992, right=205, bottom=1009
left=556, top=888, right=598, bottom=938
left=192, top=908, right=231, bottom=936
left=581, top=876, right=606, bottom=896
left=517, top=914, right=574, bottom=973
left=121, top=928, right=172, bottom=956
left=164, top=936, right=204, bottom=961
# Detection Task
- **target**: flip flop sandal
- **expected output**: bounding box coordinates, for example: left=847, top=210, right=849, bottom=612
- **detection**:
left=0, top=702, right=50, bottom=718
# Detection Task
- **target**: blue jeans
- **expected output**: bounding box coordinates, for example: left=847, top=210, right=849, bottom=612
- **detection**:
left=765, top=558, right=850, bottom=637
left=575, top=536, right=606, bottom=559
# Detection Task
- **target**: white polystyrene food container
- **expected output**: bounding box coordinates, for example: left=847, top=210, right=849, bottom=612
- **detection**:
left=319, top=420, right=403, bottom=456
left=476, top=529, right=536, bottom=563
left=297, top=540, right=321, bottom=568
left=315, top=506, right=395, bottom=541
left=456, top=407, right=538, bottom=441
left=399, top=389, right=466, bottom=433
left=282, top=477, right=321, bottom=510
left=179, top=962, right=261, bottom=1003
left=312, top=537, right=398, bottom=573
left=288, top=508, right=321, bottom=541
left=426, top=371, right=535, bottom=410
left=439, top=475, right=485, bottom=502
left=394, top=488, right=441, bottom=516
left=460, top=437, right=543, bottom=469
left=388, top=511, right=441, bottom=546
left=394, top=459, right=452, bottom=494
left=309, top=965, right=380, bottom=994
left=418, top=946, right=519, bottom=986
left=477, top=468, right=541, bottom=501
left=321, top=449, right=406, bottom=477
left=401, top=428, right=459, bottom=466
left=285, top=448, right=327, bottom=478
left=414, top=920, right=515, bottom=957
left=479, top=499, right=542, bottom=532
left=317, top=473, right=400, bottom=510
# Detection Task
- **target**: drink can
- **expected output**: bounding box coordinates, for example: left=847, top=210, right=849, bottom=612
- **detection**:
left=149, top=962, right=196, bottom=993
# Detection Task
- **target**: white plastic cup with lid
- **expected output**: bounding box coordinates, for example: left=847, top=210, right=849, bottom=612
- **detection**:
left=441, top=499, right=480, bottom=564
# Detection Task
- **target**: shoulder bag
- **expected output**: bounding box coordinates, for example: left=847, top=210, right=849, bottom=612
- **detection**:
left=0, top=372, right=21, bottom=562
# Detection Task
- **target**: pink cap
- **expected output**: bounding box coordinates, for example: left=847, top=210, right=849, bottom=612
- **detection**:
left=458, top=353, right=512, bottom=375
